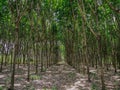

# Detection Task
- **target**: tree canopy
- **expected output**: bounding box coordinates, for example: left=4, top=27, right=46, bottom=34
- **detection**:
left=0, top=0, right=120, bottom=90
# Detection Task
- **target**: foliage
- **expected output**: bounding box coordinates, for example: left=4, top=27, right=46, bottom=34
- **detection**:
left=0, top=0, right=120, bottom=90
left=91, top=83, right=99, bottom=90
left=52, top=86, right=57, bottom=90
left=30, top=75, right=41, bottom=80
left=68, top=72, right=76, bottom=79
left=0, top=86, right=3, bottom=90
left=25, top=84, right=35, bottom=90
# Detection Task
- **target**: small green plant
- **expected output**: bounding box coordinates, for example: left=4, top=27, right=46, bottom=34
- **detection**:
left=91, top=83, right=98, bottom=90
left=0, top=86, right=3, bottom=90
left=29, top=86, right=35, bottom=90
left=42, top=66, right=47, bottom=72
left=24, top=84, right=30, bottom=90
left=68, top=72, right=76, bottom=79
left=30, top=75, right=41, bottom=80
left=90, top=72, right=97, bottom=79
left=24, top=84, right=35, bottom=90
left=43, top=87, right=47, bottom=90
left=114, top=81, right=120, bottom=90
left=52, top=86, right=57, bottom=90
left=5, top=77, right=11, bottom=87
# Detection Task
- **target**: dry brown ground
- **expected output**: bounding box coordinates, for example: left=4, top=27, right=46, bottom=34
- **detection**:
left=0, top=63, right=120, bottom=90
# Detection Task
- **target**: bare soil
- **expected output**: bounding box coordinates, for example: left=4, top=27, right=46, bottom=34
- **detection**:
left=0, top=63, right=120, bottom=90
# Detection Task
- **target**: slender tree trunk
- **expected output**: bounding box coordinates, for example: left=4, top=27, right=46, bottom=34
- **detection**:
left=10, top=27, right=19, bottom=90
left=0, top=53, right=4, bottom=72
left=98, top=36, right=105, bottom=90
left=27, top=42, right=30, bottom=82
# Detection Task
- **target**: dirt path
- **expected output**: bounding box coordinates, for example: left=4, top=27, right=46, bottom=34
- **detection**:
left=32, top=64, right=91, bottom=90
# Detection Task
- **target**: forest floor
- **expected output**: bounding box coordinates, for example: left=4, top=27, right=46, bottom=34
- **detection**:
left=0, top=62, right=120, bottom=90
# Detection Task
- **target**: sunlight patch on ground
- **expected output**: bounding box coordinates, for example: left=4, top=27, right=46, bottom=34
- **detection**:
left=90, top=69, right=96, bottom=73
left=0, top=84, right=5, bottom=87
left=57, top=60, right=66, bottom=65
left=112, top=75, right=120, bottom=79
left=36, top=88, right=52, bottom=90
left=14, top=84, right=21, bottom=87
left=0, top=75, right=5, bottom=78
left=66, top=85, right=79, bottom=90
left=64, top=79, right=90, bottom=90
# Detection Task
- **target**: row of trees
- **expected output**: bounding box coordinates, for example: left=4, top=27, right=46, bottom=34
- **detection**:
left=0, top=0, right=120, bottom=90
left=0, top=0, right=61, bottom=90
left=62, top=0, right=120, bottom=90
